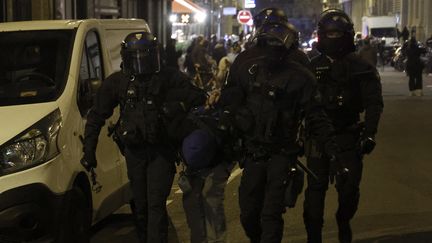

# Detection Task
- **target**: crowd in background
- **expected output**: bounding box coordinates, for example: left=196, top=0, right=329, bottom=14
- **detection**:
left=162, top=29, right=432, bottom=97
left=162, top=34, right=251, bottom=93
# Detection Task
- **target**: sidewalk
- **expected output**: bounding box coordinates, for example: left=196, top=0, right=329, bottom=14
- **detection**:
left=379, top=66, right=432, bottom=98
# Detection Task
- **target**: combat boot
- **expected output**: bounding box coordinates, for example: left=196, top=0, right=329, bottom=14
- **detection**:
left=337, top=220, right=352, bottom=243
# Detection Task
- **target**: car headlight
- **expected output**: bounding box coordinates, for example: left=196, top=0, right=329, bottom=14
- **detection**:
left=0, top=109, right=62, bottom=176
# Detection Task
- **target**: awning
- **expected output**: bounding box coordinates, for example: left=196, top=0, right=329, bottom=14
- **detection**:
left=172, top=0, right=205, bottom=14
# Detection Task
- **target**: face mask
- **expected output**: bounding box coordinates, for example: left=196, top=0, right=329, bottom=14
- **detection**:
left=318, top=35, right=354, bottom=58
left=264, top=45, right=287, bottom=64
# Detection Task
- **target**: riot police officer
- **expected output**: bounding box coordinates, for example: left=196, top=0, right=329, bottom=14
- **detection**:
left=81, top=31, right=206, bottom=243
left=302, top=9, right=383, bottom=243
left=237, top=7, right=311, bottom=71
left=218, top=8, right=339, bottom=243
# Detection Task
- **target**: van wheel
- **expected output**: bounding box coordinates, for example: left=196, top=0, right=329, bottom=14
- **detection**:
left=57, top=187, right=91, bottom=243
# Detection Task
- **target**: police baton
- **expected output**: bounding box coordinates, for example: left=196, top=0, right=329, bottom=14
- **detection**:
left=295, top=159, right=319, bottom=181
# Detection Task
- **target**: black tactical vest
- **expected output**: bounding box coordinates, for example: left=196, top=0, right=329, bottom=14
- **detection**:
left=242, top=62, right=302, bottom=145
left=312, top=55, right=362, bottom=127
left=116, top=75, right=164, bottom=147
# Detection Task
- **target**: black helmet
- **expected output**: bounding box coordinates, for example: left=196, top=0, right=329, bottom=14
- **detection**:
left=253, top=7, right=288, bottom=28
left=253, top=8, right=298, bottom=50
left=317, top=9, right=355, bottom=57
left=121, top=32, right=160, bottom=76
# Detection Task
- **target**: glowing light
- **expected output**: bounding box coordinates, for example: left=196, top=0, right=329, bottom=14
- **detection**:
left=194, top=12, right=207, bottom=23
left=169, top=14, right=178, bottom=23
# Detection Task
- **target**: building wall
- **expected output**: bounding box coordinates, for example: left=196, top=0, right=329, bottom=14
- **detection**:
left=425, top=1, right=432, bottom=40
left=351, top=0, right=366, bottom=33
left=334, top=0, right=431, bottom=43
left=1, top=0, right=171, bottom=45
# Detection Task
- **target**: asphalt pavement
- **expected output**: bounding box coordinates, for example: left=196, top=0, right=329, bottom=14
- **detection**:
left=91, top=67, right=432, bottom=243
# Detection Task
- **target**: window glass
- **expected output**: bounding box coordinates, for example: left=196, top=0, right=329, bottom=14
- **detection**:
left=0, top=30, right=75, bottom=106
left=77, top=30, right=103, bottom=117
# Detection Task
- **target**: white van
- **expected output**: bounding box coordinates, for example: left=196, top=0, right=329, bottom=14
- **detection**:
left=361, top=16, right=399, bottom=46
left=0, top=19, right=150, bottom=242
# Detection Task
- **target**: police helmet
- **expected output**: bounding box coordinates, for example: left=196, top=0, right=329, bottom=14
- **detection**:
left=316, top=9, right=355, bottom=55
left=121, top=32, right=160, bottom=76
left=253, top=7, right=288, bottom=28
left=252, top=8, right=298, bottom=50
left=182, top=129, right=217, bottom=170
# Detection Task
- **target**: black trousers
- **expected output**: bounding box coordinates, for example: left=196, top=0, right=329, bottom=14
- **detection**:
left=125, top=147, right=176, bottom=243
left=239, top=154, right=293, bottom=243
left=408, top=71, right=423, bottom=91
left=303, top=133, right=363, bottom=243
left=182, top=161, right=234, bottom=243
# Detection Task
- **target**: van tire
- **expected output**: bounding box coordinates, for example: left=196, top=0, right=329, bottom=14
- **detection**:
left=57, top=187, right=91, bottom=243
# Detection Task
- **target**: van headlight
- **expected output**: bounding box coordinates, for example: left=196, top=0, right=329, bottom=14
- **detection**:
left=0, top=109, right=62, bottom=176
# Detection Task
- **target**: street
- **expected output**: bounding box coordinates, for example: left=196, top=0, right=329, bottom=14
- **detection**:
left=91, top=68, right=432, bottom=243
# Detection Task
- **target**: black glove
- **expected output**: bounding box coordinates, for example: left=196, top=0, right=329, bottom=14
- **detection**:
left=81, top=152, right=97, bottom=172
left=358, top=136, right=376, bottom=155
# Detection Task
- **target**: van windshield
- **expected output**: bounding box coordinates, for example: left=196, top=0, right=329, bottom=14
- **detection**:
left=370, top=28, right=397, bottom=38
left=0, top=30, right=75, bottom=106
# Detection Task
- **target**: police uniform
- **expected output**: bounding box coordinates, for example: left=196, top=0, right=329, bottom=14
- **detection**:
left=302, top=9, right=384, bottom=243
left=82, top=32, right=206, bottom=243
left=219, top=19, right=338, bottom=241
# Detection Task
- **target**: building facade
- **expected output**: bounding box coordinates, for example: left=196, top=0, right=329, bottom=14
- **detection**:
left=323, top=0, right=431, bottom=42
left=0, top=0, right=172, bottom=45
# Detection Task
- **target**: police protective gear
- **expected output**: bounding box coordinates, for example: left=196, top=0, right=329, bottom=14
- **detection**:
left=253, top=10, right=298, bottom=51
left=317, top=9, right=355, bottom=58
left=358, top=136, right=376, bottom=155
left=253, top=23, right=299, bottom=64
left=256, top=23, right=298, bottom=50
left=304, top=22, right=383, bottom=242
left=80, top=152, right=96, bottom=171
left=220, top=25, right=339, bottom=241
left=83, top=66, right=205, bottom=243
left=121, top=32, right=160, bottom=75
left=253, top=7, right=288, bottom=28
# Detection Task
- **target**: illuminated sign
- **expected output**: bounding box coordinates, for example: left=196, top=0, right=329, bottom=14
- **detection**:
left=244, top=0, right=256, bottom=8
left=181, top=14, right=190, bottom=23
left=223, top=7, right=237, bottom=15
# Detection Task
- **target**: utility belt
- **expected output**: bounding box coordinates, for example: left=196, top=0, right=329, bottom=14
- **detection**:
left=304, top=122, right=364, bottom=159
left=333, top=122, right=364, bottom=135
left=244, top=141, right=298, bottom=162
left=242, top=141, right=309, bottom=208
left=108, top=109, right=164, bottom=154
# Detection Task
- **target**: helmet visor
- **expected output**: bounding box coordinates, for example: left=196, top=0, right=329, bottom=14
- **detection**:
left=122, top=49, right=160, bottom=75
left=319, top=12, right=352, bottom=33
left=255, top=23, right=295, bottom=48
left=253, top=8, right=288, bottom=28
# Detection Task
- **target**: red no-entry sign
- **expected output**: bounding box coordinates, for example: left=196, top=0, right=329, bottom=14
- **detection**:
left=237, top=10, right=252, bottom=25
